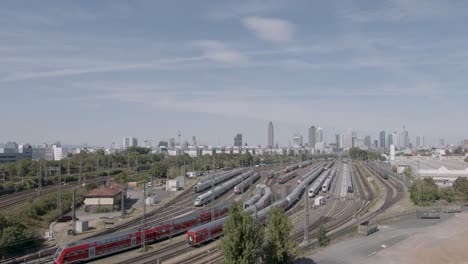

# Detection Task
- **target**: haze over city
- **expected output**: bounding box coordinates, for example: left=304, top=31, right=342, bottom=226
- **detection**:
left=2, top=0, right=468, bottom=146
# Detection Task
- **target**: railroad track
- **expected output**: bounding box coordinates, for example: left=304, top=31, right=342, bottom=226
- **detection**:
left=0, top=177, right=107, bottom=212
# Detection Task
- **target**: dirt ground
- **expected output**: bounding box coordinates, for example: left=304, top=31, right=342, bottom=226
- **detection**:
left=371, top=211, right=468, bottom=264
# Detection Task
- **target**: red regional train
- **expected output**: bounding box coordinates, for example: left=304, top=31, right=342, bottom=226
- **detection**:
left=53, top=202, right=231, bottom=264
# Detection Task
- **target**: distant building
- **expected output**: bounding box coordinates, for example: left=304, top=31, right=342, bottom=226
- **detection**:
left=309, top=126, right=317, bottom=149
left=464, top=139, right=468, bottom=148
left=234, top=133, right=243, bottom=147
left=0, top=142, right=33, bottom=163
left=52, top=144, right=68, bottom=160
left=169, top=138, right=176, bottom=149
left=373, top=140, right=379, bottom=149
left=342, top=129, right=354, bottom=150
left=123, top=137, right=138, bottom=149
left=379, top=131, right=386, bottom=148
left=392, top=132, right=399, bottom=149
left=387, top=134, right=393, bottom=148
left=268, top=121, right=274, bottom=148
left=335, top=134, right=340, bottom=149
left=364, top=136, right=371, bottom=148
left=316, top=127, right=323, bottom=143
left=416, top=136, right=421, bottom=148
left=293, top=133, right=303, bottom=148
left=439, top=138, right=445, bottom=147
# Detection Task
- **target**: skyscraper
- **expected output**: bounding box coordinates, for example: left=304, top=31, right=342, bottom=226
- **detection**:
left=364, top=136, right=371, bottom=148
left=293, top=133, right=303, bottom=148
left=123, top=136, right=138, bottom=149
left=316, top=127, right=323, bottom=143
left=416, top=136, right=421, bottom=148
left=309, top=126, right=317, bottom=149
left=335, top=134, right=340, bottom=149
left=387, top=134, right=393, bottom=148
left=234, top=133, right=243, bottom=147
left=342, top=129, right=354, bottom=150
left=268, top=121, right=274, bottom=148
left=379, top=131, right=386, bottom=148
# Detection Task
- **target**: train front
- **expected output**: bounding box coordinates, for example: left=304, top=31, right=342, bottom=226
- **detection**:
left=186, top=231, right=197, bottom=246
left=53, top=247, right=64, bottom=264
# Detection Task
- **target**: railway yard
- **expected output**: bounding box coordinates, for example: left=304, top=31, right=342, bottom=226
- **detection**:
left=0, top=159, right=411, bottom=264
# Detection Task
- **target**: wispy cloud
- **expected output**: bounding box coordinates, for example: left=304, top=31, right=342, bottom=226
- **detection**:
left=242, top=16, right=295, bottom=43
left=340, top=0, right=456, bottom=23
left=207, top=1, right=284, bottom=20
left=193, top=40, right=248, bottom=64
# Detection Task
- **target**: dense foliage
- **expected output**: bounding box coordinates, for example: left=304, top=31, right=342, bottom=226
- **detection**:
left=263, top=207, right=298, bottom=263
left=220, top=203, right=298, bottom=264
left=409, top=177, right=467, bottom=206
left=318, top=225, right=329, bottom=247
left=220, top=203, right=264, bottom=264
left=348, top=148, right=383, bottom=161
left=0, top=149, right=298, bottom=194
left=0, top=215, right=35, bottom=253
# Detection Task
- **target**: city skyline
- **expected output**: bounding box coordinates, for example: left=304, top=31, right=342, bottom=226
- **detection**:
left=1, top=1, right=468, bottom=146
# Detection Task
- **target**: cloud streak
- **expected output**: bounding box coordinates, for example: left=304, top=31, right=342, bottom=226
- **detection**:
left=242, top=16, right=295, bottom=43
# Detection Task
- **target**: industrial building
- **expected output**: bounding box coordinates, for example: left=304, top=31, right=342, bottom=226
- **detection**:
left=84, top=182, right=126, bottom=213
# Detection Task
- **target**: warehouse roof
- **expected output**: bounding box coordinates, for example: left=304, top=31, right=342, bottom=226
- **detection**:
left=85, top=185, right=121, bottom=198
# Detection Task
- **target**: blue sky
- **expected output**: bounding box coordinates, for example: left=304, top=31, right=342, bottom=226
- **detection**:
left=1, top=0, right=467, bottom=147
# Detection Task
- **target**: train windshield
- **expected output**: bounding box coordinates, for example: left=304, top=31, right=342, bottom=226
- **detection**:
left=54, top=247, right=63, bottom=261
left=187, top=235, right=195, bottom=244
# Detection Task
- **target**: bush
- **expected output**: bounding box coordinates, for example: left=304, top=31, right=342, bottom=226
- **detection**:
left=409, top=178, right=439, bottom=206
left=96, top=207, right=111, bottom=213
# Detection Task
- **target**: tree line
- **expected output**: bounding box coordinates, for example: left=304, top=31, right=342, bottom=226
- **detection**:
left=0, top=147, right=299, bottom=194
left=221, top=203, right=297, bottom=264
left=409, top=177, right=468, bottom=205
left=349, top=148, right=384, bottom=161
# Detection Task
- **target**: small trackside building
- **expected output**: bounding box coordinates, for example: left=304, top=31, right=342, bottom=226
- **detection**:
left=84, top=182, right=126, bottom=213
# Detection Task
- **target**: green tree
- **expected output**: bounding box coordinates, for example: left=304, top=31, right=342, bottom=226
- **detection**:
left=263, top=207, right=297, bottom=264
left=452, top=177, right=468, bottom=201
left=151, top=162, right=168, bottom=178
left=404, top=167, right=412, bottom=177
left=220, top=203, right=264, bottom=264
left=409, top=178, right=439, bottom=206
left=318, top=225, right=329, bottom=247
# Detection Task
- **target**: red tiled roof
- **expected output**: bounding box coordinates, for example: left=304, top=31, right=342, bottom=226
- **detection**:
left=85, top=186, right=121, bottom=198
left=107, top=182, right=126, bottom=191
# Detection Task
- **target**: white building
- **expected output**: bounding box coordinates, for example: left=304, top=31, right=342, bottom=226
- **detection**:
left=52, top=145, right=68, bottom=160
left=123, top=136, right=138, bottom=149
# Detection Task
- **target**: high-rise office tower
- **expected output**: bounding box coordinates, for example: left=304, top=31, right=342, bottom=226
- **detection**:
left=364, top=136, right=371, bottom=148
left=387, top=134, right=393, bottom=148
left=293, top=133, right=303, bottom=147
left=379, top=131, right=386, bottom=148
left=268, top=121, right=274, bottom=148
left=309, top=126, right=317, bottom=149
left=342, top=129, right=354, bottom=150
left=316, top=127, right=323, bottom=143
left=123, top=136, right=138, bottom=149
left=335, top=134, right=340, bottom=148
left=234, top=133, right=243, bottom=147
left=416, top=136, right=421, bottom=148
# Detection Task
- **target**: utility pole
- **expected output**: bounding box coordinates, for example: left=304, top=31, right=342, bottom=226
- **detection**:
left=72, top=188, right=76, bottom=233
left=58, top=165, right=62, bottom=215
left=211, top=175, right=215, bottom=221
left=66, top=159, right=70, bottom=184
left=141, top=184, right=147, bottom=251
left=303, top=191, right=309, bottom=243
left=78, top=159, right=82, bottom=185
left=121, top=190, right=125, bottom=217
